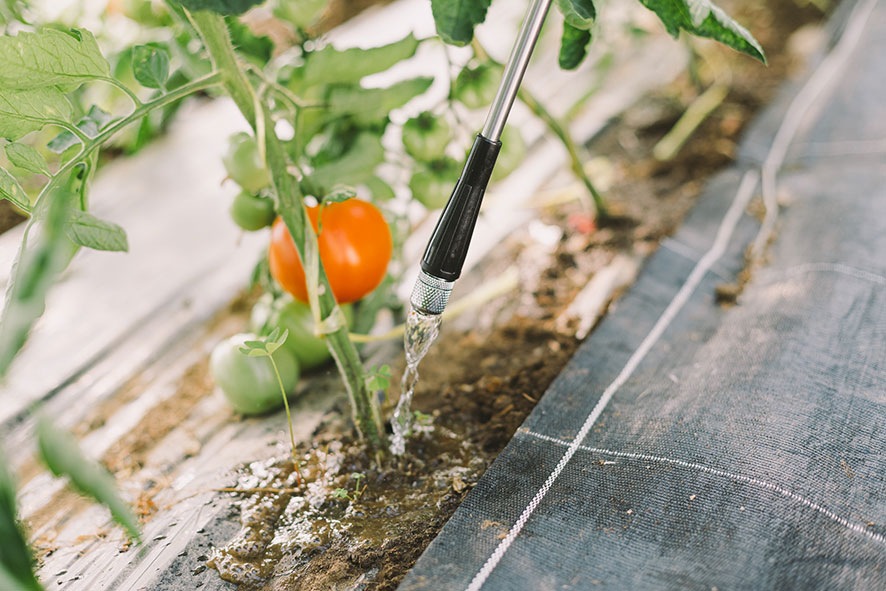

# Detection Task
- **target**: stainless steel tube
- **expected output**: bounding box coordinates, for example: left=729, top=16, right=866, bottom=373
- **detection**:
left=480, top=0, right=554, bottom=142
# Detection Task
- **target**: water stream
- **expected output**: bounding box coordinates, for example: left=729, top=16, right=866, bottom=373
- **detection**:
left=390, top=307, right=442, bottom=455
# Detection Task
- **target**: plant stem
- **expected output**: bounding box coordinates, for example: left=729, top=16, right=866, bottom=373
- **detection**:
left=268, top=353, right=302, bottom=485
left=101, top=76, right=145, bottom=108
left=188, top=9, right=385, bottom=452
left=36, top=71, right=224, bottom=206
left=470, top=40, right=609, bottom=221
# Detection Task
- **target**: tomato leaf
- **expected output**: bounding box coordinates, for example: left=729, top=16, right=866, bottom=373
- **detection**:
left=66, top=210, right=129, bottom=252
left=0, top=167, right=82, bottom=376
left=431, top=0, right=492, bottom=46
left=559, top=23, right=592, bottom=70
left=47, top=106, right=113, bottom=154
left=0, top=28, right=110, bottom=91
left=168, top=0, right=263, bottom=15
left=0, top=87, right=73, bottom=141
left=556, top=0, right=596, bottom=29
left=0, top=454, right=41, bottom=591
left=0, top=167, right=30, bottom=211
left=325, top=185, right=356, bottom=204
left=638, top=0, right=765, bottom=62
left=36, top=414, right=141, bottom=542
left=296, top=34, right=420, bottom=90
left=365, top=176, right=395, bottom=202
left=226, top=16, right=273, bottom=67
left=5, top=143, right=49, bottom=176
left=131, top=44, right=169, bottom=89
left=310, top=132, right=385, bottom=191
left=326, top=77, right=433, bottom=125
left=0, top=564, right=39, bottom=591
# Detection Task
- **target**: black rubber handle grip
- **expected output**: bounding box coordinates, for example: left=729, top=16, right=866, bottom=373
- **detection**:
left=420, top=134, right=501, bottom=282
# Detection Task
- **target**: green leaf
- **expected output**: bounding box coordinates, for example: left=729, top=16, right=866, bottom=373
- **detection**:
left=0, top=87, right=72, bottom=141
left=325, top=184, right=356, bottom=204
left=131, top=44, right=169, bottom=89
left=557, top=0, right=595, bottom=29
left=0, top=168, right=30, bottom=211
left=0, top=563, right=39, bottom=591
left=226, top=17, right=273, bottom=67
left=310, top=132, right=385, bottom=190
left=365, top=176, right=395, bottom=201
left=0, top=454, right=41, bottom=591
left=36, top=415, right=140, bottom=541
left=0, top=167, right=83, bottom=377
left=5, top=143, right=49, bottom=176
left=66, top=210, right=129, bottom=252
left=431, top=0, right=492, bottom=46
left=559, top=23, right=592, bottom=70
left=326, top=77, right=433, bottom=125
left=638, top=0, right=765, bottom=62
left=170, top=0, right=263, bottom=15
left=47, top=105, right=113, bottom=154
left=0, top=28, right=110, bottom=91
left=297, top=34, right=420, bottom=89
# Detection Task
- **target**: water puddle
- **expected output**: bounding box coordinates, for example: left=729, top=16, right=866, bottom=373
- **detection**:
left=390, top=307, right=442, bottom=455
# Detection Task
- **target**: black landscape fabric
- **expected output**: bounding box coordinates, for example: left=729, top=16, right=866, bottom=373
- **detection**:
left=399, top=1, right=886, bottom=589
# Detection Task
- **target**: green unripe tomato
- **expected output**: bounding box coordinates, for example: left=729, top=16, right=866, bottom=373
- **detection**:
left=453, top=62, right=501, bottom=110
left=409, top=157, right=460, bottom=209
left=491, top=125, right=527, bottom=182
left=250, top=295, right=355, bottom=371
left=229, top=191, right=275, bottom=231
left=402, top=112, right=451, bottom=162
left=210, top=333, right=300, bottom=415
left=223, top=132, right=271, bottom=193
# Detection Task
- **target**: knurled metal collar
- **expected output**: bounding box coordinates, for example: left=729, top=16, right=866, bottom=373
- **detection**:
left=410, top=271, right=454, bottom=316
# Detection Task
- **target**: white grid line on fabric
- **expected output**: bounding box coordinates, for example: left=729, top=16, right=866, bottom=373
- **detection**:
left=523, top=429, right=886, bottom=547
left=753, top=0, right=880, bottom=257
left=464, top=169, right=760, bottom=591
left=757, top=263, right=886, bottom=288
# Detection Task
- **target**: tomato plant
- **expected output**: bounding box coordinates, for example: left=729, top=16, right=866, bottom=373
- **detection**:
left=453, top=62, right=501, bottom=109
left=251, top=294, right=355, bottom=370
left=223, top=132, right=271, bottom=193
left=409, top=157, right=460, bottom=210
left=210, top=332, right=300, bottom=415
left=402, top=111, right=451, bottom=161
left=268, top=199, right=392, bottom=304
left=229, top=190, right=275, bottom=231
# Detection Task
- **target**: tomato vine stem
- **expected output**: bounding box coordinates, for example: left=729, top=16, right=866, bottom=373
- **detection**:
left=471, top=39, right=609, bottom=221
left=187, top=9, right=386, bottom=453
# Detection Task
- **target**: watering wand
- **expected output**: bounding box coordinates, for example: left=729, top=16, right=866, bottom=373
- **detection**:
left=410, top=0, right=554, bottom=316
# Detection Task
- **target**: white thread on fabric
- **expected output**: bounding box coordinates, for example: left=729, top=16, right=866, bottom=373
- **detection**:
left=464, top=170, right=760, bottom=591
left=524, top=429, right=886, bottom=547
left=758, top=262, right=886, bottom=287
left=753, top=0, right=879, bottom=258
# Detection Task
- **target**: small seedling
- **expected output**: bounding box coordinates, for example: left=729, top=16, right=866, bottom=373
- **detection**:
left=239, top=328, right=302, bottom=485
left=365, top=364, right=392, bottom=396
left=332, top=472, right=367, bottom=503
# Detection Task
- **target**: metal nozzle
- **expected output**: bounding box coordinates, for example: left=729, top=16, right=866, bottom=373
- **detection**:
left=410, top=271, right=454, bottom=316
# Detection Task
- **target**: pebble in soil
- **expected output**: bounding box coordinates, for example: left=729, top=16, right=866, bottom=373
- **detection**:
left=208, top=422, right=488, bottom=590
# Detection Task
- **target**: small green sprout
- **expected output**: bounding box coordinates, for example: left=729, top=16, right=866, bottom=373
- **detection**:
left=365, top=364, right=392, bottom=394
left=332, top=472, right=368, bottom=503
left=239, top=328, right=302, bottom=485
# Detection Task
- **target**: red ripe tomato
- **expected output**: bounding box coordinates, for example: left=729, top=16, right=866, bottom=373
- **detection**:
left=268, top=200, right=392, bottom=304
